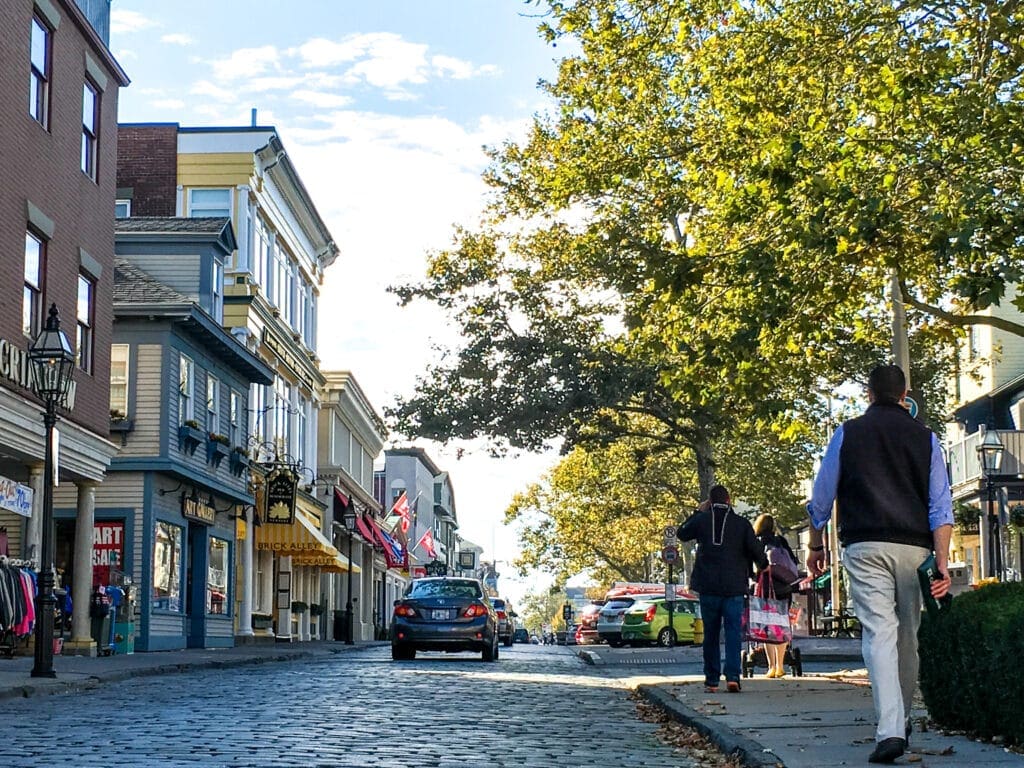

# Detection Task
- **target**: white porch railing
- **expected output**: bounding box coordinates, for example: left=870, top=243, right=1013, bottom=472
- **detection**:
left=947, top=429, right=1024, bottom=488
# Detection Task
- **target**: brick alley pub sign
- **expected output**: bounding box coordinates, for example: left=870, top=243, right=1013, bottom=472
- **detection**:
left=265, top=468, right=297, bottom=524
left=182, top=493, right=215, bottom=525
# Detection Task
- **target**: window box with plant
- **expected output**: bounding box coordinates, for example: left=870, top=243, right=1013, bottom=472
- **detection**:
left=229, top=445, right=251, bottom=477
left=252, top=613, right=273, bottom=631
left=290, top=601, right=308, bottom=614
left=178, top=419, right=204, bottom=455
left=206, top=432, right=231, bottom=467
left=110, top=408, right=133, bottom=433
left=309, top=603, right=324, bottom=617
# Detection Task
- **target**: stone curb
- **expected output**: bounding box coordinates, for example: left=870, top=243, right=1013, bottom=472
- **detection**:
left=637, top=683, right=784, bottom=768
left=577, top=649, right=598, bottom=665
left=0, top=643, right=377, bottom=702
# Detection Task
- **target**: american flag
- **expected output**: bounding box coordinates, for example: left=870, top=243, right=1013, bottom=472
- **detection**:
left=374, top=523, right=406, bottom=569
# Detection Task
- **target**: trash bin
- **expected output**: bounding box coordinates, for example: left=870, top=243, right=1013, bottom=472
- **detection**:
left=333, top=610, right=345, bottom=641
left=112, top=585, right=134, bottom=655
left=89, top=587, right=113, bottom=656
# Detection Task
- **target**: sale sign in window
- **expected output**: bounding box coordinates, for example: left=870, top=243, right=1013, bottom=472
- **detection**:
left=93, top=520, right=125, bottom=586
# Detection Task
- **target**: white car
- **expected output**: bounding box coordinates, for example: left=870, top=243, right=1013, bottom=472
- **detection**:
left=596, top=596, right=642, bottom=647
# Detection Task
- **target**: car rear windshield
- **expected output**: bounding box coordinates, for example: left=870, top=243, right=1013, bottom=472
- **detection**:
left=408, top=580, right=482, bottom=599
left=606, top=598, right=634, bottom=609
left=491, top=599, right=505, bottom=608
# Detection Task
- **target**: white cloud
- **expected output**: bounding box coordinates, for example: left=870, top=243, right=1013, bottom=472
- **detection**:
left=114, top=48, right=137, bottom=61
left=191, top=80, right=238, bottom=103
left=151, top=98, right=186, bottom=109
left=431, top=55, right=499, bottom=80
left=161, top=33, right=195, bottom=46
left=110, top=9, right=158, bottom=35
left=291, top=90, right=352, bottom=109
left=240, top=76, right=306, bottom=93
left=211, top=46, right=281, bottom=81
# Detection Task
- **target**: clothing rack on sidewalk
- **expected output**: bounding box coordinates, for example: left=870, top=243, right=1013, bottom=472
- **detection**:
left=0, top=557, right=37, bottom=658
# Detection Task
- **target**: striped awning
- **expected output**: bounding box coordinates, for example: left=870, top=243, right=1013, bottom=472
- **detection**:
left=256, top=512, right=361, bottom=574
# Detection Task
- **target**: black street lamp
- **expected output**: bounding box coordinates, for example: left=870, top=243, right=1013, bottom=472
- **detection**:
left=977, top=428, right=1005, bottom=581
left=28, top=304, right=76, bottom=678
left=342, top=506, right=357, bottom=645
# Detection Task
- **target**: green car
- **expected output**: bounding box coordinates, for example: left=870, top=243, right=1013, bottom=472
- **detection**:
left=621, top=597, right=699, bottom=647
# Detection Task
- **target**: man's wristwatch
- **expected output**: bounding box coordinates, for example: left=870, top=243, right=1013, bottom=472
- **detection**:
left=808, top=545, right=825, bottom=552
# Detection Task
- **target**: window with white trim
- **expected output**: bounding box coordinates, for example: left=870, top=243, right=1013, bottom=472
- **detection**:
left=212, top=259, right=224, bottom=321
left=297, top=395, right=307, bottom=466
left=23, top=231, right=44, bottom=337
left=188, top=188, right=231, bottom=218
left=81, top=80, right=99, bottom=180
left=110, top=344, right=130, bottom=418
left=115, top=199, right=131, bottom=218
left=29, top=15, right=51, bottom=127
left=179, top=354, right=194, bottom=424
left=206, top=375, right=220, bottom=435
left=76, top=273, right=95, bottom=373
left=229, top=390, right=243, bottom=447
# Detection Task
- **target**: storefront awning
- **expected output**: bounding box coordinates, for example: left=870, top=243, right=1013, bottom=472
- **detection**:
left=256, top=512, right=361, bottom=573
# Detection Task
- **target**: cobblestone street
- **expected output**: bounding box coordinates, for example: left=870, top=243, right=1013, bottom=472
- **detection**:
left=0, top=644, right=704, bottom=768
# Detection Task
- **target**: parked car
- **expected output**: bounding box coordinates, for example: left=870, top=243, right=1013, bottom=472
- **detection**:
left=513, top=628, right=530, bottom=644
left=597, top=596, right=643, bottom=647
left=621, top=597, right=700, bottom=647
left=491, top=597, right=516, bottom=646
left=575, top=601, right=605, bottom=645
left=390, top=577, right=499, bottom=661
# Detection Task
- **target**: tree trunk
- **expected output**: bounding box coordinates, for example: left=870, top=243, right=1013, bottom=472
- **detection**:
left=694, top=434, right=716, bottom=501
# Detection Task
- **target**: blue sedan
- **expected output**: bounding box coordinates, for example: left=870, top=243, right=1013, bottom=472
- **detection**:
left=390, top=577, right=500, bottom=661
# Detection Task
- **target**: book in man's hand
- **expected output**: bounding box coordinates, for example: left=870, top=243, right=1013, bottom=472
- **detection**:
left=917, top=553, right=953, bottom=617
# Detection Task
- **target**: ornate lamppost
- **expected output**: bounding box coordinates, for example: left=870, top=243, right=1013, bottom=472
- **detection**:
left=342, top=506, right=356, bottom=645
left=977, top=428, right=1005, bottom=581
left=28, top=305, right=76, bottom=678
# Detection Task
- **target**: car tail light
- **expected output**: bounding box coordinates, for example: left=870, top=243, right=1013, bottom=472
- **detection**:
left=497, top=610, right=507, bottom=620
left=644, top=604, right=657, bottom=622
left=394, top=604, right=416, bottom=617
left=462, top=603, right=488, bottom=618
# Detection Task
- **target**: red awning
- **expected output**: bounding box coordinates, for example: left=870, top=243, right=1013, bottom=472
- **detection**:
left=355, top=512, right=375, bottom=543
left=334, top=488, right=350, bottom=516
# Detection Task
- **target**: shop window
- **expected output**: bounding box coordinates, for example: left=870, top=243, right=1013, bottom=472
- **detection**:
left=23, top=231, right=44, bottom=337
left=81, top=79, right=99, bottom=181
left=207, top=537, right=229, bottom=615
left=76, top=272, right=95, bottom=373
left=109, top=343, right=129, bottom=417
left=29, top=15, right=51, bottom=127
left=153, top=521, right=182, bottom=612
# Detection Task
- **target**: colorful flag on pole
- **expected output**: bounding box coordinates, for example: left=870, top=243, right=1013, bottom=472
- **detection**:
left=391, top=491, right=411, bottom=534
left=371, top=517, right=406, bottom=569
left=414, top=528, right=437, bottom=560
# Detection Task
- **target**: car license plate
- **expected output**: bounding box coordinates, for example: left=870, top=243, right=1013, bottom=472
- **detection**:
left=431, top=609, right=449, bottom=620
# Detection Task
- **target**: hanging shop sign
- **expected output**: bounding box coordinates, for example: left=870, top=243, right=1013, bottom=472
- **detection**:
left=182, top=493, right=215, bottom=525
left=265, top=468, right=297, bottom=524
left=0, top=475, right=33, bottom=517
left=260, top=328, right=316, bottom=391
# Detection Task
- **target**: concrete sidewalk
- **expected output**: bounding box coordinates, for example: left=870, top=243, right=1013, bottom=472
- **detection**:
left=0, top=640, right=381, bottom=702
left=640, top=672, right=1024, bottom=767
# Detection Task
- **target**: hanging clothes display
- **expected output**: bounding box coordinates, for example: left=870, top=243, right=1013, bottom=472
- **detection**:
left=0, top=558, right=35, bottom=658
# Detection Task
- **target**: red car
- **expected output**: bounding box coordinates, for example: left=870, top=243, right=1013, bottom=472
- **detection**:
left=575, top=601, right=605, bottom=645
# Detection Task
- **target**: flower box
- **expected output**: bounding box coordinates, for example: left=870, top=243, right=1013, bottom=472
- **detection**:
left=177, top=424, right=205, bottom=456
left=207, top=436, right=231, bottom=468
left=229, top=449, right=251, bottom=477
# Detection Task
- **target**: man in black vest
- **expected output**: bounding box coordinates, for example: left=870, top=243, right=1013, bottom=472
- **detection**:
left=807, top=365, right=953, bottom=764
left=678, top=484, right=767, bottom=693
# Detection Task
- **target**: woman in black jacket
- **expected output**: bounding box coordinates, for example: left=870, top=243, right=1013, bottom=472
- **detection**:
left=753, top=513, right=799, bottom=678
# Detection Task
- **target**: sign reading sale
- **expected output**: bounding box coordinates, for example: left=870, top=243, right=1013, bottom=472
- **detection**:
left=92, top=521, right=124, bottom=585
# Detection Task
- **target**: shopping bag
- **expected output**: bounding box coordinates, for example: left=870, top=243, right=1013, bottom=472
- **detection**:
left=747, top=574, right=792, bottom=644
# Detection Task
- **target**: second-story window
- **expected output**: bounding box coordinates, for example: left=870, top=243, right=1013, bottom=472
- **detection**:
left=115, top=199, right=131, bottom=218
left=110, top=344, right=130, bottom=418
left=23, top=232, right=44, bottom=337
left=81, top=80, right=99, bottom=181
left=189, top=188, right=231, bottom=217
left=297, top=395, right=307, bottom=467
left=29, top=15, right=51, bottom=127
left=76, top=273, right=95, bottom=373
left=179, top=354, right=194, bottom=424
left=206, top=375, right=220, bottom=436
left=212, top=259, right=224, bottom=321
left=229, top=390, right=242, bottom=447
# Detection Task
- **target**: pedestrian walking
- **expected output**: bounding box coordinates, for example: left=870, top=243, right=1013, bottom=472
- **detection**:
left=678, top=484, right=768, bottom=693
left=752, top=513, right=799, bottom=678
left=806, top=364, right=953, bottom=764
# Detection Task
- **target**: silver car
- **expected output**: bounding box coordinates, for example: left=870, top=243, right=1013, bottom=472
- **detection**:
left=596, top=596, right=640, bottom=647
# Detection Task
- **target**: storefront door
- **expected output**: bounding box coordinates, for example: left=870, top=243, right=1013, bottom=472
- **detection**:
left=186, top=524, right=207, bottom=648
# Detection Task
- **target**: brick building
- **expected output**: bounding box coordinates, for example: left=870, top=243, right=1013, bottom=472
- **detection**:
left=0, top=0, right=129, bottom=656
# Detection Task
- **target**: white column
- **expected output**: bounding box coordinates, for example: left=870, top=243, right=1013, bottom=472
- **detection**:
left=23, top=463, right=44, bottom=561
left=238, top=506, right=254, bottom=637
left=67, top=481, right=97, bottom=655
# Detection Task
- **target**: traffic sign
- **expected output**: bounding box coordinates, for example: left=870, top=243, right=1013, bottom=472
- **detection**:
left=663, top=526, right=678, bottom=541
left=661, top=545, right=680, bottom=564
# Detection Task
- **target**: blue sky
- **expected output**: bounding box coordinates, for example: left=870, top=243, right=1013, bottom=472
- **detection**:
left=110, top=1, right=564, bottom=602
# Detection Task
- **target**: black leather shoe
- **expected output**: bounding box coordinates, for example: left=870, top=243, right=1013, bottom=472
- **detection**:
left=868, top=737, right=906, bottom=763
